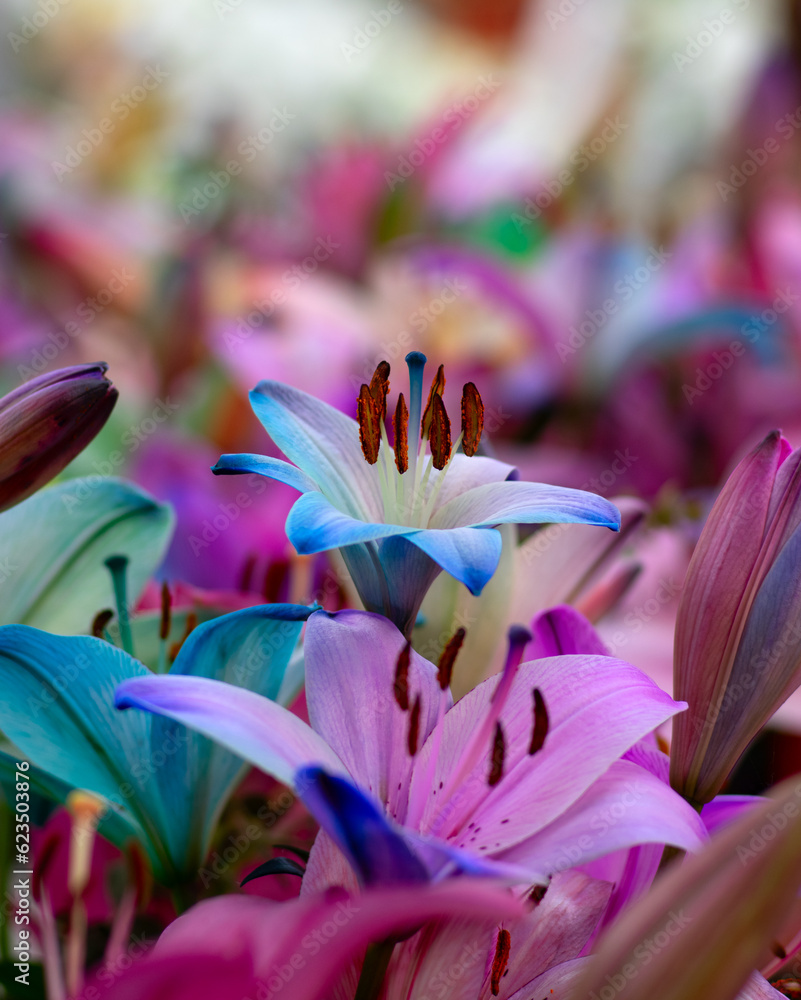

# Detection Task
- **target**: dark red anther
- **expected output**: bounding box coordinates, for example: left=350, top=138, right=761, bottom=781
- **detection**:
left=529, top=688, right=549, bottom=755
left=461, top=382, right=484, bottom=457
left=369, top=361, right=391, bottom=421
left=357, top=385, right=381, bottom=464
left=529, top=883, right=548, bottom=905
left=394, top=641, right=411, bottom=711
left=91, top=609, right=114, bottom=639
left=488, top=721, right=506, bottom=787
left=169, top=612, right=198, bottom=664
left=159, top=581, right=172, bottom=641
left=408, top=694, right=421, bottom=755
left=421, top=364, right=446, bottom=439
left=490, top=928, right=511, bottom=996
left=393, top=392, right=409, bottom=474
left=437, top=627, right=466, bottom=689
left=429, top=394, right=452, bottom=470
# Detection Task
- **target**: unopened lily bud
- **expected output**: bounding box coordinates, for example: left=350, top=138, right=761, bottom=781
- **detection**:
left=0, top=363, right=117, bottom=513
left=671, top=431, right=801, bottom=805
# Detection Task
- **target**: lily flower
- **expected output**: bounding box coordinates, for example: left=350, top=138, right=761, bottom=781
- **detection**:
left=211, top=352, right=620, bottom=635
left=571, top=775, right=801, bottom=1000
left=671, top=431, right=801, bottom=806
left=93, top=879, right=529, bottom=1000
left=116, top=609, right=705, bottom=902
left=0, top=363, right=117, bottom=513
left=0, top=603, right=314, bottom=885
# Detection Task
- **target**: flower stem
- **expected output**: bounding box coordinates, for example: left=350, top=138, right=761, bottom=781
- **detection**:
left=354, top=939, right=396, bottom=1000
left=105, top=555, right=134, bottom=657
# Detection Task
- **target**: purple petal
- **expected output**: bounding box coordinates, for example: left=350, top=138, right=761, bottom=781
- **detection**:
left=296, top=766, right=428, bottom=886
left=498, top=760, right=706, bottom=877
left=304, top=609, right=445, bottom=816
left=529, top=605, right=610, bottom=658
left=115, top=675, right=346, bottom=788
left=411, top=653, right=687, bottom=854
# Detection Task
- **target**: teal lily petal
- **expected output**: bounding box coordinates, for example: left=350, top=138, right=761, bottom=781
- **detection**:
left=211, top=453, right=319, bottom=494
left=249, top=381, right=381, bottom=520
left=0, top=603, right=314, bottom=883
left=0, top=477, right=174, bottom=634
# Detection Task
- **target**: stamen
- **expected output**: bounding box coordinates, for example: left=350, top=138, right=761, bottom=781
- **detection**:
left=393, top=393, right=409, bottom=474
left=461, top=382, right=484, bottom=457
left=357, top=385, right=381, bottom=464
left=369, top=361, right=391, bottom=420
left=238, top=552, right=258, bottom=593
left=490, top=929, right=511, bottom=996
left=529, top=688, right=549, bottom=755
left=421, top=364, right=446, bottom=439
left=488, top=722, right=505, bottom=787
left=104, top=555, right=134, bottom=657
left=405, top=351, right=427, bottom=444
left=157, top=581, right=173, bottom=674
left=159, top=582, right=172, bottom=641
left=169, top=612, right=197, bottom=664
left=407, top=694, right=421, bottom=755
left=432, top=626, right=531, bottom=837
left=263, top=558, right=290, bottom=602
left=529, top=883, right=548, bottom=905
left=394, top=641, right=411, bottom=711
left=91, top=609, right=114, bottom=639
left=437, top=627, right=466, bottom=689
left=429, top=395, right=452, bottom=470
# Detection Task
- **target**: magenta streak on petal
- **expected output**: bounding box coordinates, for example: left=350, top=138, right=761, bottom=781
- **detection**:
left=431, top=626, right=532, bottom=839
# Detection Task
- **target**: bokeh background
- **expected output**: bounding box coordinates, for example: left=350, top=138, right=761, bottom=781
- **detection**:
left=2, top=0, right=801, bottom=779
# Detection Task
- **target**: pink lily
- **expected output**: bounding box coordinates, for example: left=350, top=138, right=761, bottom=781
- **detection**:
left=116, top=609, right=705, bottom=903
left=671, top=431, right=801, bottom=805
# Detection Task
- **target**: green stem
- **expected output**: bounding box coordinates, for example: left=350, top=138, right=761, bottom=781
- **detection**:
left=105, top=555, right=134, bottom=657
left=354, top=939, right=396, bottom=1000
left=169, top=883, right=194, bottom=917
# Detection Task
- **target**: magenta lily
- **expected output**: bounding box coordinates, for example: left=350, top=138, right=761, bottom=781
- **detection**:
left=116, top=609, right=704, bottom=899
left=671, top=431, right=801, bottom=805
left=93, top=880, right=528, bottom=1000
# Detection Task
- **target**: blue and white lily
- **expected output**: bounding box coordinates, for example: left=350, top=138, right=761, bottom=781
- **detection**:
left=213, top=353, right=620, bottom=634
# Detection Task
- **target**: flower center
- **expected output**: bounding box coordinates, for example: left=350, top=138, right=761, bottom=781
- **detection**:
left=356, top=352, right=485, bottom=528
